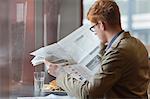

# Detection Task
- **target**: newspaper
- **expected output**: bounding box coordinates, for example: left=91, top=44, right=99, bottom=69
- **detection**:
left=30, top=43, right=75, bottom=66
left=30, top=25, right=100, bottom=81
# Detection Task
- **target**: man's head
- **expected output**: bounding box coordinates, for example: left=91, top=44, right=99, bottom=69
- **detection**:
left=87, top=0, right=122, bottom=43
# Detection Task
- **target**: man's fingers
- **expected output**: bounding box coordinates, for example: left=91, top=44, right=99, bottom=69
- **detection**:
left=47, top=70, right=50, bottom=74
left=44, top=60, right=61, bottom=68
left=44, top=60, right=52, bottom=66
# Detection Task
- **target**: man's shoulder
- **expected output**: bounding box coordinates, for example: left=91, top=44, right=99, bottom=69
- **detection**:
left=115, top=36, right=148, bottom=59
left=118, top=36, right=146, bottom=50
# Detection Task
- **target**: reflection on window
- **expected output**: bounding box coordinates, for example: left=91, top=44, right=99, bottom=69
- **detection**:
left=83, top=0, right=150, bottom=45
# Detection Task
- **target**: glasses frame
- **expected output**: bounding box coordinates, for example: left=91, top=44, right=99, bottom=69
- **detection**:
left=90, top=23, right=98, bottom=32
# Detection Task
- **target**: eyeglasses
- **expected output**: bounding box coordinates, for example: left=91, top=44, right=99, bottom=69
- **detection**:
left=90, top=23, right=98, bottom=32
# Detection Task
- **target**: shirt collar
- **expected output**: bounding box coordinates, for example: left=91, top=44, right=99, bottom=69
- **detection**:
left=105, top=30, right=124, bottom=51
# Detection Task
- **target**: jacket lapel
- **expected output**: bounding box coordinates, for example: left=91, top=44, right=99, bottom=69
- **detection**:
left=104, top=32, right=131, bottom=55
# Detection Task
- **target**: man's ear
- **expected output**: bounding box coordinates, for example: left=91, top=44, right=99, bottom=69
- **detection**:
left=98, top=21, right=105, bottom=31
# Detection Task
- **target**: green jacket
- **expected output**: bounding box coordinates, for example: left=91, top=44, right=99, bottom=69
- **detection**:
left=56, top=32, right=150, bottom=99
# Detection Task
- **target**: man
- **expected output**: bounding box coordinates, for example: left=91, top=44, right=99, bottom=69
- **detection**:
left=44, top=0, right=150, bottom=98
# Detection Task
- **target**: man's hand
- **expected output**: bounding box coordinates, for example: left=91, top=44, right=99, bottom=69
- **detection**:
left=44, top=60, right=61, bottom=77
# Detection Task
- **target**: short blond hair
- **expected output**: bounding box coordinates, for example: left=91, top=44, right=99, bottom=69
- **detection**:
left=87, top=0, right=121, bottom=27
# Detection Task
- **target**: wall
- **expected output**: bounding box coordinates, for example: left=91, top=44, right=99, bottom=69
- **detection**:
left=0, top=0, right=10, bottom=98
left=58, top=0, right=81, bottom=40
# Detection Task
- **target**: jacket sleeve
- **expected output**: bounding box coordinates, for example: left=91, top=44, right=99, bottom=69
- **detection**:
left=99, top=42, right=107, bottom=61
left=56, top=49, right=125, bottom=99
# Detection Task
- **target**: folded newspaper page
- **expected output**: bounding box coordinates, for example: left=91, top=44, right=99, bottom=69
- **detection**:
left=30, top=25, right=100, bottom=81
left=30, top=43, right=75, bottom=66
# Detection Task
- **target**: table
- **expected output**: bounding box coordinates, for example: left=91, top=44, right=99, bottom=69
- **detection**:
left=10, top=83, right=75, bottom=99
left=18, top=94, right=76, bottom=99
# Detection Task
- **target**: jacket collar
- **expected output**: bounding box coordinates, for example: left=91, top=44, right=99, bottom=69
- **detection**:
left=105, top=31, right=131, bottom=54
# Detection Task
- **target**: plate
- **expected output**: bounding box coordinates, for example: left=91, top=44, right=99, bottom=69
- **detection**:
left=43, top=84, right=67, bottom=96
left=44, top=91, right=67, bottom=96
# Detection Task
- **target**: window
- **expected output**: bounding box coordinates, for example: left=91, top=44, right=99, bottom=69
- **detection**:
left=83, top=0, right=150, bottom=45
left=0, top=0, right=60, bottom=98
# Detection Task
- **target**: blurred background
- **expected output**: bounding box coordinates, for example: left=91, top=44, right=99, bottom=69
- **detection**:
left=0, top=0, right=149, bottom=98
